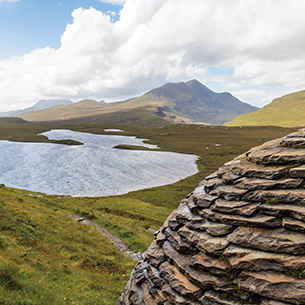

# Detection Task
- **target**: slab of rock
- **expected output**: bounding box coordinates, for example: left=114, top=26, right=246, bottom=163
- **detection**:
left=147, top=265, right=164, bottom=287
left=141, top=281, right=159, bottom=305
left=212, top=199, right=261, bottom=217
left=227, top=226, right=305, bottom=255
left=205, top=178, right=224, bottom=189
left=155, top=231, right=167, bottom=246
left=200, top=221, right=234, bottom=236
left=164, top=227, right=196, bottom=254
left=146, top=240, right=165, bottom=267
left=195, top=193, right=219, bottom=208
left=243, top=189, right=305, bottom=204
left=163, top=242, right=230, bottom=291
left=187, top=201, right=200, bottom=214
left=260, top=204, right=305, bottom=221
left=266, top=149, right=305, bottom=165
left=201, top=209, right=281, bottom=228
left=281, top=131, right=305, bottom=147
left=175, top=204, right=204, bottom=224
left=209, top=185, right=248, bottom=201
left=290, top=165, right=305, bottom=178
left=223, top=244, right=305, bottom=272
left=185, top=219, right=210, bottom=231
left=129, top=277, right=143, bottom=305
left=238, top=271, right=305, bottom=304
left=159, top=261, right=203, bottom=300
left=222, top=172, right=242, bottom=185
left=189, top=252, right=230, bottom=276
left=148, top=286, right=167, bottom=305
left=230, top=158, right=289, bottom=180
left=282, top=217, right=305, bottom=233
left=178, top=226, right=229, bottom=255
left=161, top=283, right=196, bottom=305
left=200, top=290, right=242, bottom=305
left=206, top=172, right=218, bottom=180
left=261, top=299, right=292, bottom=305
left=246, top=138, right=285, bottom=164
left=216, top=163, right=232, bottom=178
left=234, top=177, right=303, bottom=190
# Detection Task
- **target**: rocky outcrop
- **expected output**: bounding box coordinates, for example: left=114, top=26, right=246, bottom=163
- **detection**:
left=118, top=129, right=305, bottom=305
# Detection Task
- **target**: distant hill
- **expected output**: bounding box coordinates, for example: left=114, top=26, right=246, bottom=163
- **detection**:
left=14, top=80, right=258, bottom=126
left=0, top=99, right=73, bottom=117
left=225, top=90, right=305, bottom=127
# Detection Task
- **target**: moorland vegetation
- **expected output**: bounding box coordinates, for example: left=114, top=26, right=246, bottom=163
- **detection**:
left=0, top=117, right=298, bottom=304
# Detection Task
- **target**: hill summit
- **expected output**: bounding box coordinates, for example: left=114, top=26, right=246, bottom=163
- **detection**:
left=15, top=80, right=258, bottom=126
left=225, top=90, right=305, bottom=127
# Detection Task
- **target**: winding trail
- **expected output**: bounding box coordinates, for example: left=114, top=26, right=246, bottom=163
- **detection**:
left=69, top=213, right=142, bottom=261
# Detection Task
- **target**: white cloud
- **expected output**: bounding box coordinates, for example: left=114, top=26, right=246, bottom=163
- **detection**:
left=1, top=0, right=305, bottom=111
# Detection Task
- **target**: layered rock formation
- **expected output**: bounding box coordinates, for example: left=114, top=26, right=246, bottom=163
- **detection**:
left=119, top=130, right=305, bottom=305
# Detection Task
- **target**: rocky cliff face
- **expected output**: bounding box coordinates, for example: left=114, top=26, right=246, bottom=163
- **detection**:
left=119, top=130, right=305, bottom=305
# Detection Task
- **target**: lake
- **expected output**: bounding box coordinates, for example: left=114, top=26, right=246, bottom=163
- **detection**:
left=0, top=129, right=198, bottom=197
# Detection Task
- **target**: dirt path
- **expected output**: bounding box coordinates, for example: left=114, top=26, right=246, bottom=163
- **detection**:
left=69, top=213, right=142, bottom=261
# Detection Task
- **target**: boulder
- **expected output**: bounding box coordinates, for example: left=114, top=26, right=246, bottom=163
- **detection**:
left=119, top=130, right=305, bottom=305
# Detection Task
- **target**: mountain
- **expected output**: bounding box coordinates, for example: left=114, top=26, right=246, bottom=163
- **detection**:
left=225, top=90, right=305, bottom=127
left=14, top=80, right=258, bottom=126
left=0, top=99, right=73, bottom=117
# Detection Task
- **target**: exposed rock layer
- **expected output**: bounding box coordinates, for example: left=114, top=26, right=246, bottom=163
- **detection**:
left=119, top=129, right=305, bottom=305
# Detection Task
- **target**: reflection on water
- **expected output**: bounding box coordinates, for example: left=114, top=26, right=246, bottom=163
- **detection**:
left=0, top=129, right=198, bottom=197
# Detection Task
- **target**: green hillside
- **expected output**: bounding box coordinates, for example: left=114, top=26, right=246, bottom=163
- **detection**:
left=225, top=90, right=305, bottom=127
left=0, top=118, right=297, bottom=304
left=14, top=80, right=257, bottom=126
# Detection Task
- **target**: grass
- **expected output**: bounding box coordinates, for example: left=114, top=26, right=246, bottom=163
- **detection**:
left=225, top=89, right=305, bottom=127
left=0, top=119, right=299, bottom=304
left=0, top=187, right=136, bottom=305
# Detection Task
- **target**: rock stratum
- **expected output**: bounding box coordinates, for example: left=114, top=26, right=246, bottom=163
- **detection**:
left=119, top=129, right=305, bottom=305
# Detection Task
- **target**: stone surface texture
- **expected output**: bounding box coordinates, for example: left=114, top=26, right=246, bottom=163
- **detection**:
left=119, top=129, right=305, bottom=305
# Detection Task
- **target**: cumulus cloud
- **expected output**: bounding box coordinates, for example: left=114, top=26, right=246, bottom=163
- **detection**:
left=1, top=0, right=305, bottom=111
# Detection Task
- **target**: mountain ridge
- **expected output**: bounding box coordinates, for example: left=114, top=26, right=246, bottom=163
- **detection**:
left=0, top=99, right=73, bottom=117
left=14, top=80, right=258, bottom=126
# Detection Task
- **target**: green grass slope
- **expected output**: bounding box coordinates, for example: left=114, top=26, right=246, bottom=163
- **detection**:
left=225, top=90, right=305, bottom=127
left=14, top=80, right=257, bottom=126
left=0, top=120, right=298, bottom=304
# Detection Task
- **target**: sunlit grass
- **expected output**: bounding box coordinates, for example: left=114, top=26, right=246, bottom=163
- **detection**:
left=0, top=120, right=298, bottom=304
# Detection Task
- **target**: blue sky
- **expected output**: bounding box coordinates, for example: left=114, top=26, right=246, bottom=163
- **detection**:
left=0, top=0, right=122, bottom=59
left=0, top=0, right=305, bottom=112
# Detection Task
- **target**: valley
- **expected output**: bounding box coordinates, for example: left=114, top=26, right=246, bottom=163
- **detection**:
left=0, top=119, right=297, bottom=304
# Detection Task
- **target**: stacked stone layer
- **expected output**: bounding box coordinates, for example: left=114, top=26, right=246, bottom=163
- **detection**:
left=119, top=130, right=305, bottom=305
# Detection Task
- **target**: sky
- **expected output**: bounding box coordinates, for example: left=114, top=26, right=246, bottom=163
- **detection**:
left=0, top=0, right=305, bottom=112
